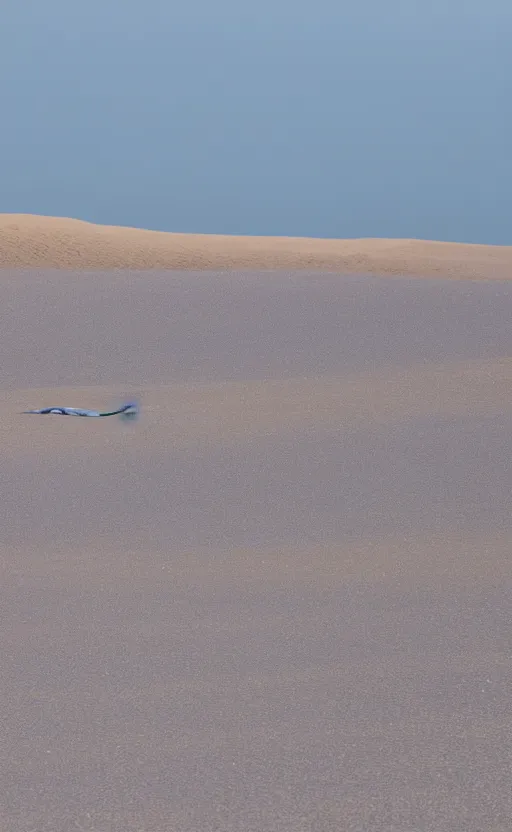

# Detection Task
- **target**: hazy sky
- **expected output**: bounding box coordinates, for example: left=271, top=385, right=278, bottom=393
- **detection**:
left=1, top=0, right=510, bottom=243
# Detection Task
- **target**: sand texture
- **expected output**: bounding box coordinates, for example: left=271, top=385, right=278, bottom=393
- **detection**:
left=1, top=244, right=512, bottom=829
left=1, top=213, right=512, bottom=277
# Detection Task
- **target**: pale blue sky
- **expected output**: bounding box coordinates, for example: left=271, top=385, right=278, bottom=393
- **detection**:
left=1, top=0, right=510, bottom=243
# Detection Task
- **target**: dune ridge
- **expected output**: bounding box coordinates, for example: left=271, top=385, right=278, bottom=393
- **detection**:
left=1, top=213, right=511, bottom=277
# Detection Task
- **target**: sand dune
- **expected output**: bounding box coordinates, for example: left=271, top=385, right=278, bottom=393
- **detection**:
left=2, top=249, right=512, bottom=829
left=1, top=212, right=511, bottom=277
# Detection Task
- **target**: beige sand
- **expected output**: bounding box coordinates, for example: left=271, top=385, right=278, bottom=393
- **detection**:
left=1, top=246, right=512, bottom=829
left=1, top=212, right=511, bottom=277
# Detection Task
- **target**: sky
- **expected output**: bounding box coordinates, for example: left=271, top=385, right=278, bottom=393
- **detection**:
left=0, top=0, right=510, bottom=243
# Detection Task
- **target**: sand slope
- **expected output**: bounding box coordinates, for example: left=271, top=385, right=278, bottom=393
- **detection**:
left=2, top=257, right=512, bottom=829
left=1, top=213, right=511, bottom=277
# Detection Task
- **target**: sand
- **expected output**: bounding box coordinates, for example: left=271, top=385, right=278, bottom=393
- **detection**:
left=1, top=215, right=512, bottom=831
left=1, top=212, right=512, bottom=277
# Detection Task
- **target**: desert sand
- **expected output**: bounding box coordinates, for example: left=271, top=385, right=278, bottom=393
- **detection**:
left=1, top=212, right=512, bottom=278
left=1, top=216, right=512, bottom=831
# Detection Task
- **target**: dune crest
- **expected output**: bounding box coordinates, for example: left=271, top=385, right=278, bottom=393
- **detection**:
left=0, top=213, right=511, bottom=277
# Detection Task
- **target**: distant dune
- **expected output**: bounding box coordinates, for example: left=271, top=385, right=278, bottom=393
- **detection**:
left=1, top=213, right=511, bottom=278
